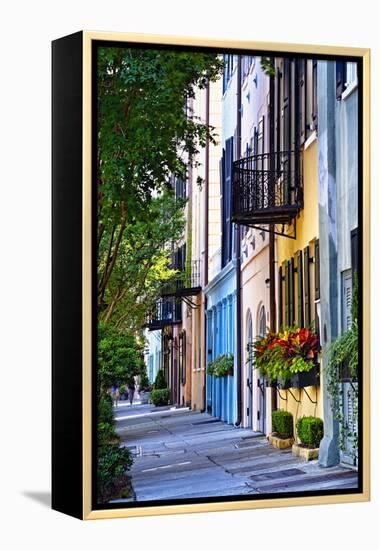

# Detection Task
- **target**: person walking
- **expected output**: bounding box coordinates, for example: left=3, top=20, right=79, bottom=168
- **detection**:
left=128, top=377, right=136, bottom=405
left=111, top=385, right=120, bottom=407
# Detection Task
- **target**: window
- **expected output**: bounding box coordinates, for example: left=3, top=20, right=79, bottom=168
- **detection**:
left=222, top=54, right=236, bottom=94
left=242, top=55, right=254, bottom=81
left=336, top=61, right=358, bottom=100
left=221, top=137, right=234, bottom=267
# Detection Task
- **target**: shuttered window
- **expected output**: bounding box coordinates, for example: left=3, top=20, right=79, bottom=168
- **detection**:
left=221, top=136, right=234, bottom=268
left=303, top=245, right=311, bottom=326
left=312, top=60, right=318, bottom=129
left=351, top=227, right=358, bottom=275
left=298, top=59, right=306, bottom=145
left=284, top=261, right=290, bottom=325
left=314, top=239, right=320, bottom=300
left=296, top=250, right=304, bottom=326
left=342, top=270, right=353, bottom=332
left=278, top=266, right=283, bottom=329
left=336, top=61, right=346, bottom=100
left=289, top=258, right=295, bottom=325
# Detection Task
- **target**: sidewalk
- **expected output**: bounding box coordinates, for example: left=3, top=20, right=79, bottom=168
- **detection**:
left=114, top=406, right=358, bottom=502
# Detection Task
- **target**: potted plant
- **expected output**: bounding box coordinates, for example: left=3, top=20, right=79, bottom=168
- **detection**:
left=207, top=353, right=234, bottom=377
left=268, top=409, right=294, bottom=449
left=252, top=326, right=319, bottom=388
left=292, top=416, right=324, bottom=460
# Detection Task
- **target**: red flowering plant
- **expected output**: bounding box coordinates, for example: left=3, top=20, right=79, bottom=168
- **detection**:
left=250, top=326, right=319, bottom=385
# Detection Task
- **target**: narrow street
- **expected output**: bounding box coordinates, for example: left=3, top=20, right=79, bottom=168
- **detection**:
left=113, top=403, right=358, bottom=502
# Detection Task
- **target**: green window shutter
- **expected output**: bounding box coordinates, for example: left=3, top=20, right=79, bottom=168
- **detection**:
left=296, top=250, right=304, bottom=326
left=303, top=246, right=311, bottom=326
left=278, top=266, right=283, bottom=329
left=351, top=227, right=358, bottom=275
left=314, top=239, right=320, bottom=300
left=289, top=257, right=295, bottom=325
left=285, top=261, right=290, bottom=325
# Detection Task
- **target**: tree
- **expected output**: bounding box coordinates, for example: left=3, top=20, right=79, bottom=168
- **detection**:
left=97, top=321, right=145, bottom=392
left=99, top=189, right=186, bottom=328
left=97, top=47, right=224, bottom=316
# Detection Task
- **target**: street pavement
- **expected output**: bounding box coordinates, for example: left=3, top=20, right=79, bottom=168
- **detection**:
left=113, top=403, right=358, bottom=502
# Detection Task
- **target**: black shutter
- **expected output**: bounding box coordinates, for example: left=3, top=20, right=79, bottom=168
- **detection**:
left=312, top=60, right=318, bottom=129
left=285, top=261, right=290, bottom=325
left=298, top=59, right=306, bottom=145
left=278, top=266, right=283, bottom=329
left=223, top=136, right=234, bottom=267
left=282, top=58, right=291, bottom=152
left=304, top=246, right=311, bottom=326
left=289, top=257, right=295, bottom=325
left=220, top=150, right=226, bottom=267
left=296, top=250, right=304, bottom=327
left=336, top=61, right=346, bottom=100
left=314, top=239, right=320, bottom=300
left=351, top=227, right=358, bottom=275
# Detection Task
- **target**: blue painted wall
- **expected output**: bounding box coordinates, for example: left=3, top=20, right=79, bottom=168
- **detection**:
left=205, top=261, right=237, bottom=424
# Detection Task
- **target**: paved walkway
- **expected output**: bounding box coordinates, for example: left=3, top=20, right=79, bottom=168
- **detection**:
left=114, top=404, right=358, bottom=502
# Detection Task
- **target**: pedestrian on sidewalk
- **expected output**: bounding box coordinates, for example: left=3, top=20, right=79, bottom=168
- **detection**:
left=111, top=385, right=120, bottom=407
left=128, top=377, right=136, bottom=405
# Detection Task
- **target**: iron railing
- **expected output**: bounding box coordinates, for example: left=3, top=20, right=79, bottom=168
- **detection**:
left=232, top=150, right=303, bottom=226
left=160, top=260, right=201, bottom=297
left=145, top=297, right=182, bottom=330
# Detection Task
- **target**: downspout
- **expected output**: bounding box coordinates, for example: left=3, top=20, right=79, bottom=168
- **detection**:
left=269, top=62, right=277, bottom=413
left=235, top=57, right=243, bottom=426
left=202, top=82, right=210, bottom=412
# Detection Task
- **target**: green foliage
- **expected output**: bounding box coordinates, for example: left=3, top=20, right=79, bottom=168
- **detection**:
left=272, top=410, right=294, bottom=439
left=207, top=354, right=234, bottom=377
left=260, top=57, right=276, bottom=77
left=97, top=444, right=133, bottom=503
left=324, top=275, right=359, bottom=456
left=119, top=385, right=127, bottom=395
left=97, top=47, right=223, bottom=327
left=99, top=190, right=186, bottom=329
left=139, top=365, right=150, bottom=390
left=153, top=369, right=167, bottom=390
left=251, top=326, right=318, bottom=384
left=98, top=422, right=116, bottom=446
left=151, top=388, right=170, bottom=406
left=296, top=416, right=324, bottom=448
left=97, top=322, right=144, bottom=391
left=98, top=394, right=114, bottom=425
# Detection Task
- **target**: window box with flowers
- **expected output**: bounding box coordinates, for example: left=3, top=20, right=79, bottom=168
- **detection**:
left=251, top=326, right=319, bottom=388
left=206, top=353, right=234, bottom=377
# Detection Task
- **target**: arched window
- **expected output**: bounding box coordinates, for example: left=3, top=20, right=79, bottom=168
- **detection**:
left=258, top=305, right=266, bottom=338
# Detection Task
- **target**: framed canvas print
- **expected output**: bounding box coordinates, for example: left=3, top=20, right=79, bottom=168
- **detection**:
left=52, top=31, right=370, bottom=520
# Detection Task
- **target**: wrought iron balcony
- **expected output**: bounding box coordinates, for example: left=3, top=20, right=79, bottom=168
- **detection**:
left=145, top=297, right=182, bottom=331
left=232, top=151, right=303, bottom=227
left=160, top=260, right=201, bottom=297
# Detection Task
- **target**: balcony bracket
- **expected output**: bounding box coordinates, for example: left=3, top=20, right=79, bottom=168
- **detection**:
left=243, top=219, right=297, bottom=240
left=182, top=296, right=200, bottom=310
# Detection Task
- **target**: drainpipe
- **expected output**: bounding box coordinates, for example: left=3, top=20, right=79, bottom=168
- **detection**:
left=235, top=56, right=243, bottom=426
left=202, top=82, right=210, bottom=413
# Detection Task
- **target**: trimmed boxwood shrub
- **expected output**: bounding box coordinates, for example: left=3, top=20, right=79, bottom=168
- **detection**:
left=151, top=388, right=170, bottom=406
left=296, top=416, right=324, bottom=448
left=272, top=409, right=294, bottom=438
left=97, top=444, right=133, bottom=504
left=154, top=369, right=167, bottom=390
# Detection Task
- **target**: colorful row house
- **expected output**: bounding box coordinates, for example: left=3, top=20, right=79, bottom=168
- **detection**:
left=144, top=52, right=359, bottom=468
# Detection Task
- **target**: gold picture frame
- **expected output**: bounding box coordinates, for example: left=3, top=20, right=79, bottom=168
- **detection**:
left=52, top=31, right=370, bottom=520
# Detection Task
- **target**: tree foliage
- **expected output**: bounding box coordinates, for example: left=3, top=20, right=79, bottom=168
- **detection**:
left=97, top=321, right=145, bottom=391
left=96, top=47, right=224, bottom=325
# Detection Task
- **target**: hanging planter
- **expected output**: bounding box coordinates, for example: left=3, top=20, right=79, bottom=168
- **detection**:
left=251, top=326, right=319, bottom=387
left=291, top=364, right=320, bottom=388
left=206, top=353, right=234, bottom=377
